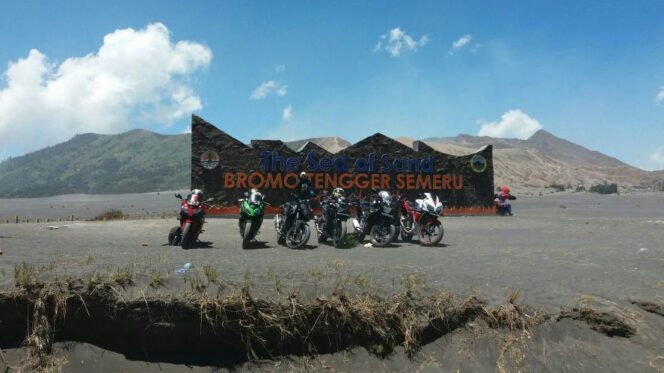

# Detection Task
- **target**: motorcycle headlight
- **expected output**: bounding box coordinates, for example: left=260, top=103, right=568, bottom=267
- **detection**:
left=435, top=205, right=443, bottom=213
left=427, top=204, right=435, bottom=212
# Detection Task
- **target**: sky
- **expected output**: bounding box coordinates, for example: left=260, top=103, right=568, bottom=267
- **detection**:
left=0, top=0, right=663, bottom=170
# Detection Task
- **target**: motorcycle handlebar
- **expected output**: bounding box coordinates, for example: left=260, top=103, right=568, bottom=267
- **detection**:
left=239, top=198, right=271, bottom=205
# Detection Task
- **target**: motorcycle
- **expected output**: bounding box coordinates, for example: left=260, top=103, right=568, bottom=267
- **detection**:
left=400, top=192, right=444, bottom=245
left=238, top=190, right=267, bottom=250
left=274, top=193, right=312, bottom=249
left=315, top=193, right=350, bottom=248
left=168, top=191, right=213, bottom=249
left=352, top=189, right=396, bottom=247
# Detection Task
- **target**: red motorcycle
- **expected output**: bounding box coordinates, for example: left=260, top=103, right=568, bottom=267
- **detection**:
left=399, top=192, right=445, bottom=245
left=168, top=189, right=212, bottom=249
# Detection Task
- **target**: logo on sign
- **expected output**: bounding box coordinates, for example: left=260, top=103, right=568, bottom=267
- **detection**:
left=470, top=154, right=487, bottom=173
left=200, top=150, right=220, bottom=170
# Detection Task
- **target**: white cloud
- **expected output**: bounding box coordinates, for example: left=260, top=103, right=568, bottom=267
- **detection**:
left=274, top=64, right=286, bottom=73
left=649, top=147, right=664, bottom=170
left=448, top=34, right=472, bottom=55
left=282, top=105, right=293, bottom=120
left=182, top=125, right=191, bottom=134
left=250, top=80, right=288, bottom=100
left=0, top=22, right=211, bottom=153
left=373, top=27, right=428, bottom=57
left=656, top=86, right=664, bottom=105
left=478, top=109, right=543, bottom=139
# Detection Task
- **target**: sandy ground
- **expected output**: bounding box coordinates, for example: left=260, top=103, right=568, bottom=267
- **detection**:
left=0, top=191, right=187, bottom=222
left=1, top=192, right=663, bottom=371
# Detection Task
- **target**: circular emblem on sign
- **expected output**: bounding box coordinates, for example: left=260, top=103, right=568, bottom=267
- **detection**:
left=470, top=154, right=487, bottom=173
left=200, top=150, right=220, bottom=170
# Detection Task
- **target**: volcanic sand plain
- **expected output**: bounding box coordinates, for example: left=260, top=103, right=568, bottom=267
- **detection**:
left=0, top=192, right=663, bottom=372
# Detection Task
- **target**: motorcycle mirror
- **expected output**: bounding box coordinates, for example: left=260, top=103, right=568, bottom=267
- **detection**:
left=175, top=193, right=183, bottom=199
left=206, top=198, right=214, bottom=202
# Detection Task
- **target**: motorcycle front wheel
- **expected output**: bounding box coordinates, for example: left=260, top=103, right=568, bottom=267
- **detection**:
left=242, top=220, right=253, bottom=250
left=181, top=222, right=193, bottom=249
left=239, top=217, right=246, bottom=237
left=400, top=215, right=414, bottom=241
left=370, top=222, right=395, bottom=247
left=332, top=220, right=347, bottom=248
left=286, top=221, right=310, bottom=249
left=418, top=222, right=444, bottom=245
left=168, top=226, right=181, bottom=246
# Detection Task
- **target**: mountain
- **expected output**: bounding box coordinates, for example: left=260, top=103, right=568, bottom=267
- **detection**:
left=425, top=130, right=626, bottom=168
left=419, top=130, right=658, bottom=190
left=0, top=129, right=660, bottom=198
left=0, top=130, right=190, bottom=197
left=284, top=137, right=351, bottom=154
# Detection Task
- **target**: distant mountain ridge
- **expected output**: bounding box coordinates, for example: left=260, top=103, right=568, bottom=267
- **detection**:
left=417, top=130, right=659, bottom=189
left=425, top=130, right=627, bottom=168
left=0, top=129, right=660, bottom=197
left=0, top=130, right=190, bottom=197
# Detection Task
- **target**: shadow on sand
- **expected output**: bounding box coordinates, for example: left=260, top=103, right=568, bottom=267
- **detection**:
left=243, top=241, right=272, bottom=250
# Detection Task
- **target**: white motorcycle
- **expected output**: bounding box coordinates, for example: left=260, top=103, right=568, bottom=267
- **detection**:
left=399, top=192, right=444, bottom=245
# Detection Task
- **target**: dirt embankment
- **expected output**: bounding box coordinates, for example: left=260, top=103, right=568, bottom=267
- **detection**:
left=1, top=272, right=655, bottom=372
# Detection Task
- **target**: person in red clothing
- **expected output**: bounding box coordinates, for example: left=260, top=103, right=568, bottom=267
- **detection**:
left=494, top=186, right=516, bottom=216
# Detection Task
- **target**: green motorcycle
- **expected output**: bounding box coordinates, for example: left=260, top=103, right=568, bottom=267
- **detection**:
left=238, top=189, right=266, bottom=250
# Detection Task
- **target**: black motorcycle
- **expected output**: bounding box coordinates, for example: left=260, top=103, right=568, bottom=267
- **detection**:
left=351, top=189, right=396, bottom=247
left=315, top=194, right=350, bottom=248
left=274, top=193, right=312, bottom=249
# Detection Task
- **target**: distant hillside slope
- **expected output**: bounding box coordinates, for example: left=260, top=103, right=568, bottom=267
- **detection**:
left=0, top=128, right=660, bottom=198
left=426, top=130, right=626, bottom=168
left=0, top=130, right=190, bottom=197
left=421, top=130, right=656, bottom=189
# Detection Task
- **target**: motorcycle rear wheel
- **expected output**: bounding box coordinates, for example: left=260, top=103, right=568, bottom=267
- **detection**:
left=400, top=215, right=414, bottom=241
left=392, top=224, right=401, bottom=242
left=353, top=219, right=366, bottom=243
left=315, top=216, right=327, bottom=243
left=332, top=220, right=347, bottom=248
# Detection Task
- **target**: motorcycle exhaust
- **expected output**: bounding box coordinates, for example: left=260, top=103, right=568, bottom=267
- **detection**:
left=274, top=215, right=283, bottom=233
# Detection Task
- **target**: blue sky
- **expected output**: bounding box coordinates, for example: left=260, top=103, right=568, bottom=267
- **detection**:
left=0, top=0, right=663, bottom=169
